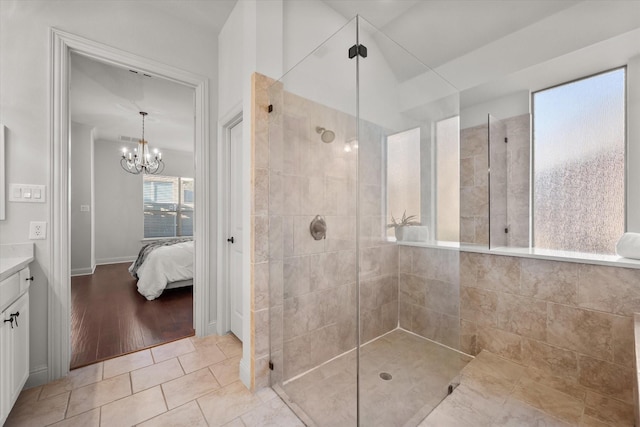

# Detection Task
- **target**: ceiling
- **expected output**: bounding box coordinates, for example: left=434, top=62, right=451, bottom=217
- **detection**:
left=69, top=0, right=237, bottom=153
left=70, top=0, right=640, bottom=151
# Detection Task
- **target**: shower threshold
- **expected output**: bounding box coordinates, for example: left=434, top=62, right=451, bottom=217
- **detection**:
left=274, top=328, right=473, bottom=427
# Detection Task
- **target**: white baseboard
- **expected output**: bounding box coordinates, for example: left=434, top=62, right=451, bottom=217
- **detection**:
left=95, top=256, right=137, bottom=265
left=25, top=365, right=48, bottom=389
left=239, top=357, right=251, bottom=390
left=206, top=321, right=218, bottom=337
left=70, top=265, right=96, bottom=277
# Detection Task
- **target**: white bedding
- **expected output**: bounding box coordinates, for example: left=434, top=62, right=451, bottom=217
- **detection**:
left=134, top=241, right=194, bottom=300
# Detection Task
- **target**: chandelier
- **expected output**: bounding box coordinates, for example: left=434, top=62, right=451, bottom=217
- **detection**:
left=121, top=111, right=165, bottom=175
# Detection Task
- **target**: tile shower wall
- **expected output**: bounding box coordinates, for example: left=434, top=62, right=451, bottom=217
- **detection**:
left=258, top=73, right=398, bottom=387
left=460, top=114, right=530, bottom=247
left=399, top=245, right=635, bottom=407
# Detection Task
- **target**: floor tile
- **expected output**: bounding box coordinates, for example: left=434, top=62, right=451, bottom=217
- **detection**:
left=162, top=367, right=221, bottom=409
left=221, top=418, right=246, bottom=427
left=100, top=386, right=167, bottom=427
left=49, top=408, right=100, bottom=427
left=240, top=397, right=304, bottom=427
left=66, top=373, right=131, bottom=417
left=151, top=338, right=196, bottom=363
left=5, top=391, right=69, bottom=427
left=103, top=349, right=154, bottom=379
left=217, top=334, right=243, bottom=358
left=138, top=401, right=208, bottom=427
left=131, top=357, right=185, bottom=393
left=512, top=377, right=584, bottom=424
left=40, top=362, right=104, bottom=400
left=198, top=381, right=264, bottom=427
left=210, top=356, right=241, bottom=387
left=178, top=343, right=227, bottom=373
left=492, top=397, right=573, bottom=426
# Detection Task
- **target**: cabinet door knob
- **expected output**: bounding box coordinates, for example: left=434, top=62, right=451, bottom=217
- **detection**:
left=11, top=311, right=19, bottom=327
left=25, top=276, right=34, bottom=281
left=227, top=237, right=235, bottom=243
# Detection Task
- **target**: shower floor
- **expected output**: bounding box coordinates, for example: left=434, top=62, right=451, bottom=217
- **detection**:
left=278, top=328, right=472, bottom=427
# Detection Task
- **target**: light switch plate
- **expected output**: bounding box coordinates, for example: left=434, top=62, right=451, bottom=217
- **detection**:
left=9, top=184, right=46, bottom=203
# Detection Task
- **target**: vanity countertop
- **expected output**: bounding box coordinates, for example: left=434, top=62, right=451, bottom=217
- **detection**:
left=0, top=243, right=34, bottom=281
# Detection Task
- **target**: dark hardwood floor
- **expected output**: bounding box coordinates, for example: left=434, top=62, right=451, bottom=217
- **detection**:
left=70, top=262, right=194, bottom=369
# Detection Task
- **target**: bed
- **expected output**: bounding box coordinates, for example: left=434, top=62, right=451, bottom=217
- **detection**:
left=129, top=238, right=194, bottom=300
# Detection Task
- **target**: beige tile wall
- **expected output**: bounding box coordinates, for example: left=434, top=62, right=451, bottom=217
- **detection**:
left=399, top=245, right=636, bottom=405
left=460, top=114, right=530, bottom=247
left=254, top=73, right=397, bottom=387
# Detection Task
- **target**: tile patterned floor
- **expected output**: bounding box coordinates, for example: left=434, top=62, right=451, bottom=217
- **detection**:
left=278, top=329, right=472, bottom=426
left=5, top=334, right=303, bottom=427
left=6, top=331, right=635, bottom=426
left=421, top=350, right=635, bottom=427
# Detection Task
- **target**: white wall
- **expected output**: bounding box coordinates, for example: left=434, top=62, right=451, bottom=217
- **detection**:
left=70, top=122, right=94, bottom=275
left=0, top=0, right=219, bottom=384
left=94, top=141, right=194, bottom=264
left=460, top=90, right=530, bottom=130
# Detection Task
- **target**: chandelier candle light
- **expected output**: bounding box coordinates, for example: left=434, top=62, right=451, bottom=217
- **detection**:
left=121, top=111, right=165, bottom=175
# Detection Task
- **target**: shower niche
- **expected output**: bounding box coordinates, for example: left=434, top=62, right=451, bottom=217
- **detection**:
left=265, top=16, right=467, bottom=426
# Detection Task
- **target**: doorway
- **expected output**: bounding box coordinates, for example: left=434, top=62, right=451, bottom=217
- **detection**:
left=49, top=29, right=211, bottom=381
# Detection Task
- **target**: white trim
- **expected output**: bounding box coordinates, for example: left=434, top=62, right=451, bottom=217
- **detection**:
left=49, top=28, right=211, bottom=382
left=239, top=356, right=252, bottom=389
left=0, top=124, right=6, bottom=221
left=217, top=104, right=243, bottom=337
left=70, top=266, right=95, bottom=277
left=95, top=256, right=137, bottom=265
left=25, top=365, right=49, bottom=390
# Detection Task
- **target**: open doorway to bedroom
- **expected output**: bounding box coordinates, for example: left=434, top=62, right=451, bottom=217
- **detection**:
left=68, top=52, right=196, bottom=369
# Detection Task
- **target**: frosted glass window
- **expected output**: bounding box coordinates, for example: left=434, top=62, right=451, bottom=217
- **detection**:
left=436, top=117, right=460, bottom=241
left=533, top=68, right=625, bottom=254
left=387, top=128, right=421, bottom=238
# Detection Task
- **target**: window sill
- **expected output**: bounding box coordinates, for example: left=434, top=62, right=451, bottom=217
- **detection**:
left=397, top=240, right=640, bottom=270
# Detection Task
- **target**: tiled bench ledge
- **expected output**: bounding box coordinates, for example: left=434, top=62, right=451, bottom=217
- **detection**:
left=634, top=313, right=640, bottom=426
left=399, top=240, right=640, bottom=270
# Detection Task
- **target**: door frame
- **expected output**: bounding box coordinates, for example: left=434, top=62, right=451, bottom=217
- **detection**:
left=48, top=28, right=210, bottom=381
left=216, top=105, right=243, bottom=336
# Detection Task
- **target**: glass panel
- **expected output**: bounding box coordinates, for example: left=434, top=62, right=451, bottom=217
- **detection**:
left=436, top=117, right=460, bottom=242
left=387, top=128, right=421, bottom=240
left=533, top=68, right=625, bottom=254
left=358, top=16, right=468, bottom=426
left=489, top=114, right=508, bottom=249
left=268, top=18, right=358, bottom=426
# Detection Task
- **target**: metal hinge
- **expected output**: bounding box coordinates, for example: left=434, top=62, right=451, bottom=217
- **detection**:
left=269, top=361, right=274, bottom=371
left=348, top=44, right=368, bottom=59
left=505, top=226, right=510, bottom=234
left=268, top=104, right=273, bottom=113
left=504, top=137, right=508, bottom=143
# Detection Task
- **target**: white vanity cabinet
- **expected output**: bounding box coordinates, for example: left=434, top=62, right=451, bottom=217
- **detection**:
left=0, top=266, right=30, bottom=425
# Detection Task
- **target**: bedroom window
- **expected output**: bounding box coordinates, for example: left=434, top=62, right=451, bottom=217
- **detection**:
left=143, top=175, right=194, bottom=238
left=533, top=67, right=625, bottom=254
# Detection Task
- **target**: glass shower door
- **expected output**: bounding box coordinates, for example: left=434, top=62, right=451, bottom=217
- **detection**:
left=268, top=17, right=359, bottom=426
left=489, top=114, right=508, bottom=249
left=269, top=15, right=467, bottom=427
left=356, top=16, right=466, bottom=427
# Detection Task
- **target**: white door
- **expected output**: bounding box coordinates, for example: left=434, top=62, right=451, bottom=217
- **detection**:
left=229, top=121, right=243, bottom=340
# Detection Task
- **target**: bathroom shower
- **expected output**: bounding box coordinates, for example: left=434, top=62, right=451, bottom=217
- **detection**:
left=316, top=126, right=335, bottom=143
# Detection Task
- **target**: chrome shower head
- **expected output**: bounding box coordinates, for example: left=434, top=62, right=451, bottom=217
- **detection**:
left=316, top=126, right=335, bottom=143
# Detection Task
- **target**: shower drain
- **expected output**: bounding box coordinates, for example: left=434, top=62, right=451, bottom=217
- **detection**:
left=379, top=372, right=392, bottom=381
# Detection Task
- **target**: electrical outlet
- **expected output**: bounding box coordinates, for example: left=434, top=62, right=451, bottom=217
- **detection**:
left=29, top=221, right=47, bottom=240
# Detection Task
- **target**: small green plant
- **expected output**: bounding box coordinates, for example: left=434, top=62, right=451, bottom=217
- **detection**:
left=387, top=211, right=420, bottom=229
